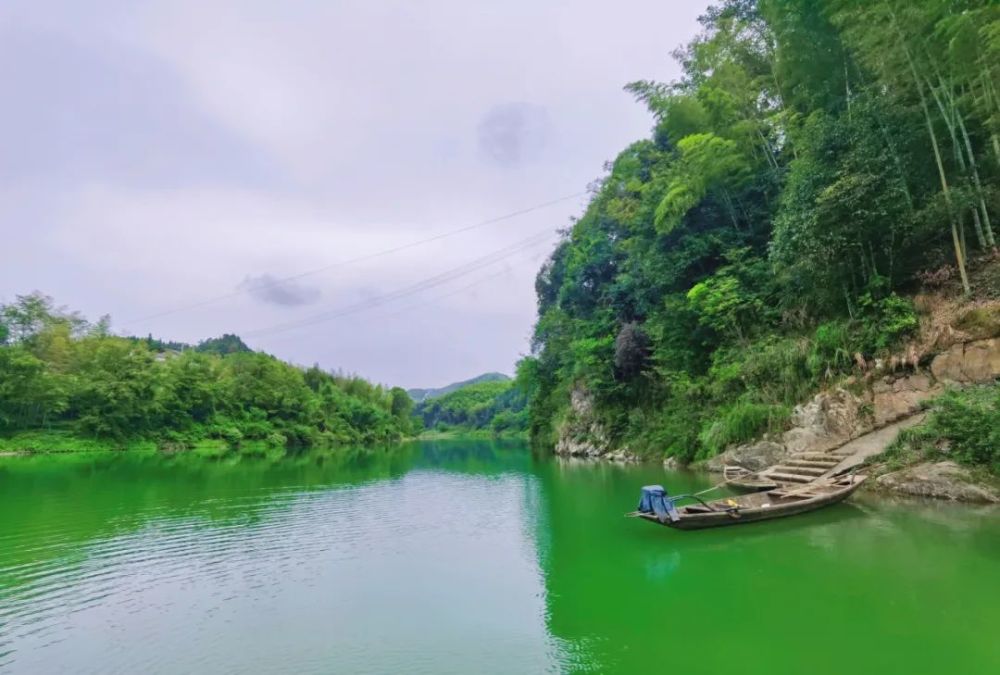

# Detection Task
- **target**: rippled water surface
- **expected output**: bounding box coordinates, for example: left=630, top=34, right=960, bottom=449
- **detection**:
left=1, top=441, right=998, bottom=674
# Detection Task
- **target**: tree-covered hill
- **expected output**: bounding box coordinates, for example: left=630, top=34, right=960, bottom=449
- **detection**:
left=414, top=379, right=528, bottom=435
left=518, top=0, right=1000, bottom=462
left=0, top=293, right=414, bottom=450
left=406, top=372, right=510, bottom=403
left=132, top=332, right=251, bottom=355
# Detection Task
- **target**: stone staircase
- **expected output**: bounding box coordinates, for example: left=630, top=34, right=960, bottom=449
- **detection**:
left=761, top=450, right=852, bottom=484
left=737, top=414, right=927, bottom=488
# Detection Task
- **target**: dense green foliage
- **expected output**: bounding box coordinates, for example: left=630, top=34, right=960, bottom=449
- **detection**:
left=407, top=372, right=510, bottom=403
left=0, top=293, right=414, bottom=449
left=130, top=332, right=251, bottom=355
left=415, top=379, right=528, bottom=435
left=521, top=0, right=999, bottom=460
left=886, top=383, right=1000, bottom=474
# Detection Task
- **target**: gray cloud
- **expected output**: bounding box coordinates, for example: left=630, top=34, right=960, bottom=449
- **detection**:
left=477, top=103, right=551, bottom=168
left=239, top=275, right=321, bottom=307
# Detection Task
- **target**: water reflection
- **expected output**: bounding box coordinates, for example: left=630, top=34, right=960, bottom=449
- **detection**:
left=1, top=442, right=997, bottom=675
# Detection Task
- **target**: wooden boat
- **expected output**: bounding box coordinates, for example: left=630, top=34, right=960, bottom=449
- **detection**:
left=631, top=474, right=866, bottom=530
left=723, top=465, right=778, bottom=492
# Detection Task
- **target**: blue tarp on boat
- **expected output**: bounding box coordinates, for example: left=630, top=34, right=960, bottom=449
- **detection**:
left=637, top=485, right=680, bottom=523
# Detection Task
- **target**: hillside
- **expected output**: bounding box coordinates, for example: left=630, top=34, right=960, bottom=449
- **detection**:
left=407, top=372, right=510, bottom=403
left=132, top=332, right=251, bottom=355
left=517, top=0, right=1000, bottom=469
left=0, top=293, right=414, bottom=451
left=414, top=378, right=527, bottom=435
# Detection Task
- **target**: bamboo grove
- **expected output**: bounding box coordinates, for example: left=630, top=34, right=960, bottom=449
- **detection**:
left=518, top=0, right=1000, bottom=460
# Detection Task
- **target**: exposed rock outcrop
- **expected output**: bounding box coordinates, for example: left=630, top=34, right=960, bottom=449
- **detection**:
left=875, top=461, right=999, bottom=503
left=662, top=456, right=682, bottom=471
left=930, top=337, right=1000, bottom=384
left=782, top=387, right=867, bottom=454
left=554, top=386, right=635, bottom=459
left=707, top=388, right=870, bottom=472
left=704, top=440, right=785, bottom=473
left=872, top=373, right=940, bottom=426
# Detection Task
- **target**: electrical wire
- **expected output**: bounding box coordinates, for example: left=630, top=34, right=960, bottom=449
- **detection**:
left=243, top=229, right=559, bottom=339
left=120, top=191, right=584, bottom=327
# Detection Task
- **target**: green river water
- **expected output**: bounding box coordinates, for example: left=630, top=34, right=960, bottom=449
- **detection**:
left=1, top=440, right=997, bottom=674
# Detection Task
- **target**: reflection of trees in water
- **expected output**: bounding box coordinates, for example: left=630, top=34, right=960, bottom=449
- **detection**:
left=0, top=441, right=542, bottom=596
left=411, top=438, right=534, bottom=475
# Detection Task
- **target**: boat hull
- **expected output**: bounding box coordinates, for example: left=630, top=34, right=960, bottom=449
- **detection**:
left=634, top=475, right=866, bottom=530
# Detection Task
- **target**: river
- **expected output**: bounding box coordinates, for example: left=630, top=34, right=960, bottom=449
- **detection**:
left=1, top=441, right=997, bottom=674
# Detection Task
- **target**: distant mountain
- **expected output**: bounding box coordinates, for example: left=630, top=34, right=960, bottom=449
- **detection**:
left=412, top=374, right=527, bottom=435
left=407, top=372, right=510, bottom=403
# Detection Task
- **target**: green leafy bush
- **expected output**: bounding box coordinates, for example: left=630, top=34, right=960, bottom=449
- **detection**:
left=887, top=384, right=1000, bottom=475
left=697, top=401, right=789, bottom=458
left=859, top=292, right=918, bottom=352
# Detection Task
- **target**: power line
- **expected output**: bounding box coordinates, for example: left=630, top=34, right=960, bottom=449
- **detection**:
left=121, top=191, right=585, bottom=327
left=243, top=229, right=559, bottom=339
left=378, top=259, right=533, bottom=320
left=262, top=239, right=551, bottom=347
left=317, top=237, right=553, bottom=328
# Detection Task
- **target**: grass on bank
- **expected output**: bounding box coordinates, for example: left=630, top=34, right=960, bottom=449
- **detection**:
left=879, top=382, right=1000, bottom=476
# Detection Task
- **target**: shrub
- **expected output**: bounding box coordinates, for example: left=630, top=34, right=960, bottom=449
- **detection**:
left=809, top=321, right=854, bottom=377
left=887, top=384, right=1000, bottom=475
left=613, top=322, right=651, bottom=380
left=859, top=293, right=918, bottom=352
left=219, top=426, right=243, bottom=449
left=930, top=386, right=1000, bottom=473
left=697, top=401, right=789, bottom=458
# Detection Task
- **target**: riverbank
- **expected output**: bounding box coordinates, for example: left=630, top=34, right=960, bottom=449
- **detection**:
left=549, top=290, right=1000, bottom=503
left=0, top=430, right=393, bottom=460
left=0, top=428, right=528, bottom=458
left=415, top=429, right=528, bottom=441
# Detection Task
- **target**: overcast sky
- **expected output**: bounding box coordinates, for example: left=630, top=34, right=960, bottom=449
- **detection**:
left=0, top=0, right=708, bottom=389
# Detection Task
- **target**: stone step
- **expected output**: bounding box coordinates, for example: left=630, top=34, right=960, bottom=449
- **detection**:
left=785, top=459, right=839, bottom=469
left=763, top=472, right=814, bottom=484
left=792, top=453, right=842, bottom=462
left=771, top=465, right=826, bottom=477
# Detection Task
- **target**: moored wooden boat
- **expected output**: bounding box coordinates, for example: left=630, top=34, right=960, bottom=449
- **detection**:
left=631, top=474, right=866, bottom=530
left=723, top=465, right=778, bottom=492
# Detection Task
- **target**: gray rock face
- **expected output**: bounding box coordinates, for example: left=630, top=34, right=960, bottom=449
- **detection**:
left=930, top=338, right=1000, bottom=384
left=554, top=385, right=615, bottom=458
left=606, top=448, right=640, bottom=463
left=872, top=374, right=941, bottom=426
left=705, top=440, right=786, bottom=473
left=875, top=461, right=999, bottom=503
left=782, top=388, right=866, bottom=454
left=662, top=456, right=682, bottom=471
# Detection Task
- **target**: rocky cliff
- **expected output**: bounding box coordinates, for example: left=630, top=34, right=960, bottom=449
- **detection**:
left=553, top=298, right=1000, bottom=501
